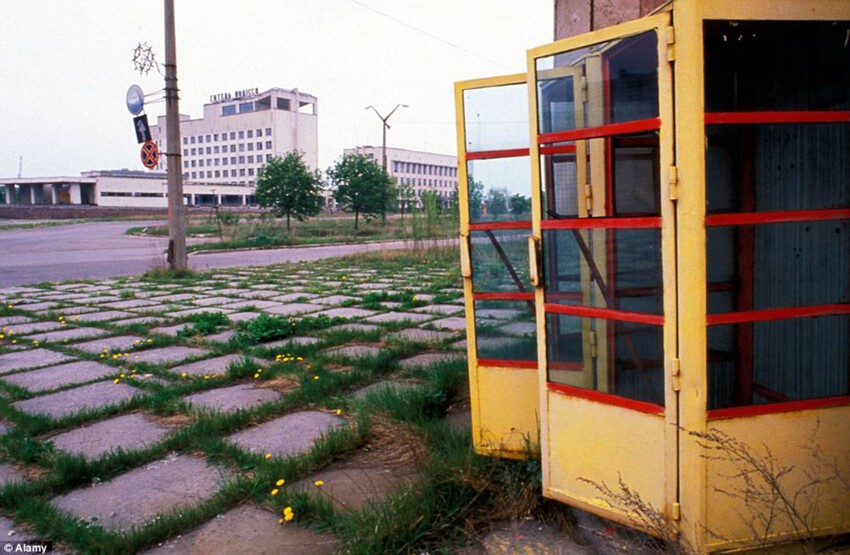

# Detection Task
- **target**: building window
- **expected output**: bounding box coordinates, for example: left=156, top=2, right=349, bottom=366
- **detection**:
left=238, top=144, right=245, bottom=152
left=191, top=160, right=196, bottom=168
left=229, top=131, right=236, bottom=140
left=191, top=172, right=197, bottom=179
left=237, top=131, right=244, bottom=139
left=247, top=143, right=253, bottom=151
left=239, top=156, right=245, bottom=164
left=215, top=170, right=220, bottom=178
left=206, top=171, right=212, bottom=178
left=248, top=155, right=254, bottom=163
left=182, top=137, right=188, bottom=145
left=199, top=160, right=204, bottom=167
left=239, top=102, right=253, bottom=113
left=265, top=141, right=272, bottom=149
left=276, top=98, right=290, bottom=110
left=239, top=169, right=246, bottom=177
left=248, top=168, right=254, bottom=176
left=222, top=105, right=236, bottom=116
left=230, top=145, right=236, bottom=153
left=265, top=127, right=272, bottom=136
left=247, top=130, right=253, bottom=138
left=230, top=156, right=237, bottom=164
left=256, top=142, right=262, bottom=150
left=213, top=133, right=219, bottom=141
left=266, top=154, right=272, bottom=162
left=214, top=146, right=219, bottom=154
left=183, top=161, right=188, bottom=168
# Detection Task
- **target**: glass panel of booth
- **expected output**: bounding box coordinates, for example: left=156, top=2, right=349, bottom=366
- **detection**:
left=459, top=78, right=536, bottom=366
left=702, top=19, right=850, bottom=413
left=533, top=28, right=665, bottom=408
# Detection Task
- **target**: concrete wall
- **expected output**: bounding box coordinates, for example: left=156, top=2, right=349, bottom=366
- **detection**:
left=554, top=0, right=669, bottom=39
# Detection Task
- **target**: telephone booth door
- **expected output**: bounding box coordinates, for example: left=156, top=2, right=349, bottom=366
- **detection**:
left=528, top=12, right=680, bottom=528
left=455, top=74, right=538, bottom=458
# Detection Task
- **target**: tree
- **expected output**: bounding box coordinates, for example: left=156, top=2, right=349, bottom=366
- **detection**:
left=486, top=188, right=508, bottom=218
left=509, top=193, right=531, bottom=217
left=468, top=178, right=484, bottom=221
left=255, top=152, right=322, bottom=232
left=327, top=154, right=392, bottom=230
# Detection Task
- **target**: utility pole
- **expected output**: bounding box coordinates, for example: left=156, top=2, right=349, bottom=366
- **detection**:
left=164, top=0, right=187, bottom=272
left=366, top=103, right=407, bottom=224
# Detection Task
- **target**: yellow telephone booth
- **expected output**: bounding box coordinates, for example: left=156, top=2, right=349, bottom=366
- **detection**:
left=457, top=0, right=850, bottom=551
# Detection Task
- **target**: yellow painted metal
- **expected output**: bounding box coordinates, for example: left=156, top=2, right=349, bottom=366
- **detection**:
left=703, top=406, right=850, bottom=551
left=461, top=1, right=850, bottom=552
left=546, top=394, right=666, bottom=530
left=528, top=8, right=677, bottom=535
left=454, top=73, right=539, bottom=458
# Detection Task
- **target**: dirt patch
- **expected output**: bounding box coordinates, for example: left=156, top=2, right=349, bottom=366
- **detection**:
left=146, top=412, right=195, bottom=427
left=257, top=375, right=300, bottom=395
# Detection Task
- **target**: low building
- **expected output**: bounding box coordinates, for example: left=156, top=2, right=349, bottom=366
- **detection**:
left=0, top=170, right=256, bottom=208
left=343, top=146, right=458, bottom=208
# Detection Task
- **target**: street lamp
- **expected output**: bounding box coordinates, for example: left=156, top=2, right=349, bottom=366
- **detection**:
left=365, top=104, right=408, bottom=172
left=366, top=104, right=407, bottom=225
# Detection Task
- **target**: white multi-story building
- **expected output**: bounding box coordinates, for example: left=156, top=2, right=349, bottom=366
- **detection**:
left=150, top=87, right=319, bottom=201
left=342, top=146, right=458, bottom=207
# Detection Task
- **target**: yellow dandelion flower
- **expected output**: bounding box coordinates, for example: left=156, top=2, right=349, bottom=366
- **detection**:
left=264, top=453, right=272, bottom=460
left=335, top=409, right=343, bottom=416
left=270, top=488, right=279, bottom=496
left=204, top=375, right=210, bottom=380
left=0, top=335, right=4, bottom=340
left=180, top=372, right=188, bottom=378
left=113, top=378, right=120, bottom=384
left=313, top=375, right=319, bottom=380
left=277, top=517, right=284, bottom=525
left=257, top=369, right=263, bottom=373
left=314, top=480, right=324, bottom=487
left=276, top=479, right=285, bottom=486
left=284, top=512, right=294, bottom=522
left=296, top=357, right=303, bottom=361
left=11, top=339, right=17, bottom=344
left=253, top=374, right=260, bottom=379
left=120, top=374, right=126, bottom=379
left=147, top=339, right=153, bottom=343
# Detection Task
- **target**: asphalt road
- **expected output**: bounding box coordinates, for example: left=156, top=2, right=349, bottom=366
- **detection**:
left=0, top=220, right=455, bottom=287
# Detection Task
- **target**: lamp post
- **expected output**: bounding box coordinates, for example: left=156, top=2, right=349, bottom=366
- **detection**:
left=366, top=103, right=407, bottom=224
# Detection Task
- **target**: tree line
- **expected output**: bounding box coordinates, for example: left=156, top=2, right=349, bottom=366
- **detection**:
left=257, top=151, right=452, bottom=231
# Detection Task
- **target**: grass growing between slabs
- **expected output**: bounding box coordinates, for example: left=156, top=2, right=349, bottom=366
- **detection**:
left=0, top=245, right=577, bottom=553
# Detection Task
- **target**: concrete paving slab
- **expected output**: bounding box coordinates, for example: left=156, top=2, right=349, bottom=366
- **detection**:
left=0, top=349, right=75, bottom=375
left=0, top=463, right=25, bottom=486
left=314, top=295, right=359, bottom=305
left=189, top=296, right=234, bottom=306
left=156, top=293, right=197, bottom=303
left=47, top=412, right=173, bottom=459
left=141, top=504, right=338, bottom=555
left=387, top=328, right=456, bottom=343
left=0, top=316, right=33, bottom=327
left=429, top=317, right=468, bottom=331
left=51, top=454, right=230, bottom=531
left=290, top=464, right=416, bottom=512
left=225, top=311, right=259, bottom=323
left=0, top=516, right=36, bottom=546
left=2, top=360, right=117, bottom=393
left=364, top=312, right=434, bottom=324
left=270, top=292, right=318, bottom=302
left=412, top=293, right=435, bottom=302
left=476, top=309, right=525, bottom=320
left=220, top=299, right=280, bottom=310
left=170, top=354, right=260, bottom=377
left=72, top=335, right=146, bottom=354
left=111, top=316, right=168, bottom=327
left=227, top=411, right=345, bottom=458
left=168, top=307, right=233, bottom=318
left=25, top=326, right=109, bottom=344
left=185, top=383, right=281, bottom=413
left=324, top=323, right=381, bottom=335
left=500, top=321, right=536, bottom=335
left=263, top=303, right=323, bottom=316
left=261, top=336, right=320, bottom=349
left=131, top=346, right=210, bottom=366
left=68, top=310, right=135, bottom=322
left=77, top=295, right=120, bottom=304
left=100, top=299, right=161, bottom=310
left=12, top=381, right=140, bottom=419
left=479, top=519, right=589, bottom=554
left=150, top=324, right=190, bottom=337
left=239, top=289, right=282, bottom=299
left=204, top=329, right=237, bottom=343
left=5, top=321, right=63, bottom=335
left=52, top=305, right=101, bottom=316
left=412, top=304, right=464, bottom=315
left=398, top=352, right=464, bottom=370
left=13, top=301, right=60, bottom=312
left=351, top=380, right=424, bottom=400
left=322, top=344, right=383, bottom=359
left=313, top=307, right=378, bottom=319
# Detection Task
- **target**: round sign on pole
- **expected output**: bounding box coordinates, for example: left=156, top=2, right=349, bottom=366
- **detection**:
left=126, top=84, right=145, bottom=115
left=140, top=141, right=159, bottom=169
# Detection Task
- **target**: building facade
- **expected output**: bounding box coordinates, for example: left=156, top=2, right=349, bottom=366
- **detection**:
left=150, top=86, right=321, bottom=205
left=343, top=146, right=458, bottom=207
left=1, top=170, right=256, bottom=208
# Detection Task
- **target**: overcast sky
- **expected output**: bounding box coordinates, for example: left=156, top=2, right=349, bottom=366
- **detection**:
left=0, top=0, right=553, bottom=178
